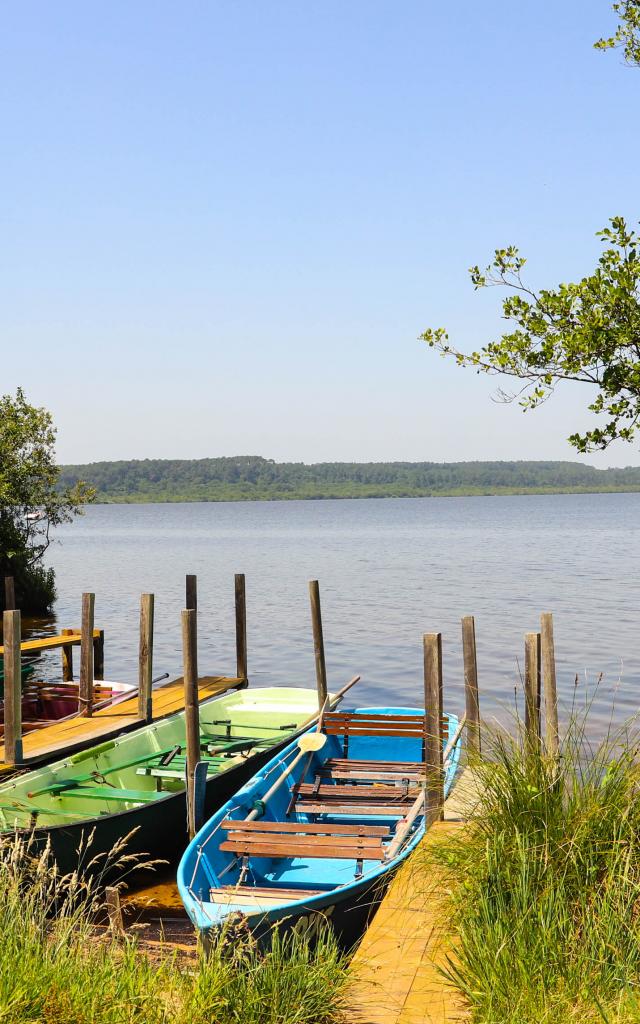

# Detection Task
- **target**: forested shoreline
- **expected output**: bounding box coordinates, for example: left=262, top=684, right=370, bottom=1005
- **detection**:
left=58, top=456, right=640, bottom=502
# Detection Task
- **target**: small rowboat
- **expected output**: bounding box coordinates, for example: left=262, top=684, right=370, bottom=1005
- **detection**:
left=177, top=705, right=463, bottom=947
left=0, top=679, right=136, bottom=737
left=0, top=685, right=351, bottom=877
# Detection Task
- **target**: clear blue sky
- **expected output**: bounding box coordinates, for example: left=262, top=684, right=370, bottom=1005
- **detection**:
left=2, top=1, right=638, bottom=467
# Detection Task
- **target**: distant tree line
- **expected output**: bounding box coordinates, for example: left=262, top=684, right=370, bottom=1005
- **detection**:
left=57, top=457, right=640, bottom=503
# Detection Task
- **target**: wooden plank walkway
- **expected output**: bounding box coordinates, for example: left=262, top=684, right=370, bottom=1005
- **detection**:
left=348, top=768, right=481, bottom=1024
left=0, top=675, right=245, bottom=774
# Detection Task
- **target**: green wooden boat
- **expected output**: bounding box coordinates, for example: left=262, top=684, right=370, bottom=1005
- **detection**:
left=0, top=686, right=329, bottom=877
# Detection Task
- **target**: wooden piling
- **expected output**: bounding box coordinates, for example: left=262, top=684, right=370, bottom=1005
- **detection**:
left=61, top=627, right=75, bottom=682
left=423, top=633, right=444, bottom=819
left=79, top=593, right=95, bottom=717
left=524, top=632, right=541, bottom=753
left=461, top=615, right=481, bottom=756
left=181, top=608, right=200, bottom=840
left=105, top=886, right=124, bottom=936
left=309, top=580, right=328, bottom=710
left=541, top=612, right=559, bottom=757
left=138, top=594, right=154, bottom=723
left=235, top=573, right=248, bottom=683
left=3, top=609, right=22, bottom=765
left=93, top=629, right=105, bottom=681
left=4, top=576, right=15, bottom=612
left=185, top=574, right=197, bottom=613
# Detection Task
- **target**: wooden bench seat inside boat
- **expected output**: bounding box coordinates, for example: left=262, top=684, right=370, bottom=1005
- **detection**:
left=209, top=885, right=325, bottom=905
left=220, top=819, right=390, bottom=836
left=322, top=712, right=430, bottom=738
left=295, top=783, right=419, bottom=801
left=322, top=757, right=427, bottom=782
left=219, top=820, right=387, bottom=860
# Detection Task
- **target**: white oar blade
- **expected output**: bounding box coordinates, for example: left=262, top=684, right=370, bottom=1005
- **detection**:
left=298, top=733, right=327, bottom=753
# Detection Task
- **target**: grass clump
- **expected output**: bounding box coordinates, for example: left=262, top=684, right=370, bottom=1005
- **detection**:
left=0, top=833, right=349, bottom=1024
left=430, top=714, right=640, bottom=1024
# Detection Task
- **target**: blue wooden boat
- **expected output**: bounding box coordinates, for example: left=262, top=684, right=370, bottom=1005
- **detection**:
left=177, top=705, right=463, bottom=947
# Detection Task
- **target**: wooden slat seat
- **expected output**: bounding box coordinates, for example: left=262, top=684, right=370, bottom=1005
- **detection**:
left=209, top=885, right=325, bottom=904
left=220, top=818, right=390, bottom=837
left=296, top=783, right=418, bottom=801
left=325, top=758, right=426, bottom=771
left=323, top=712, right=428, bottom=739
left=61, top=786, right=164, bottom=803
left=319, top=765, right=426, bottom=783
left=294, top=801, right=411, bottom=816
left=220, top=820, right=387, bottom=860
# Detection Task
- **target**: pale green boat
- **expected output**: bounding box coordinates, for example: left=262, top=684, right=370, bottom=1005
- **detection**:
left=0, top=686, right=330, bottom=876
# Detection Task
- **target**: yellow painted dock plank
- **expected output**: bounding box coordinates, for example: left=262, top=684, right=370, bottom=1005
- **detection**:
left=348, top=770, right=479, bottom=1024
left=0, top=675, right=245, bottom=772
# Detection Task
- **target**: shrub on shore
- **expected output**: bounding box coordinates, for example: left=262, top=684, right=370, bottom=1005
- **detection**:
left=0, top=833, right=349, bottom=1024
left=429, top=712, right=640, bottom=1024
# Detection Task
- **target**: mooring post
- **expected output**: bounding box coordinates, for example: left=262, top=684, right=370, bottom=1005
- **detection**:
left=235, top=573, right=248, bottom=683
left=309, top=579, right=328, bottom=710
left=540, top=612, right=559, bottom=757
left=524, top=632, right=541, bottom=753
left=61, top=627, right=75, bottom=682
left=423, top=632, right=444, bottom=820
left=79, top=593, right=95, bottom=717
left=461, top=615, right=481, bottom=756
left=138, top=593, right=154, bottom=723
left=105, top=886, right=124, bottom=936
left=3, top=609, right=23, bottom=765
left=182, top=607, right=200, bottom=840
left=186, top=574, right=197, bottom=613
left=4, top=576, right=15, bottom=612
left=93, top=629, right=105, bottom=681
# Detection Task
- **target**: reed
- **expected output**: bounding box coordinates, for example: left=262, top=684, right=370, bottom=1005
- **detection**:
left=427, top=704, right=640, bottom=1024
left=0, top=833, right=349, bottom=1024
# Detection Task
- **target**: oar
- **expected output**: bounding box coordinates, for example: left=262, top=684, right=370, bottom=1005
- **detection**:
left=245, top=695, right=331, bottom=823
left=384, top=713, right=467, bottom=862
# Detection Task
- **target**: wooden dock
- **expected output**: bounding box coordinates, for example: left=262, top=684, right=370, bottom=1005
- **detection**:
left=348, top=768, right=481, bottom=1024
left=0, top=674, right=245, bottom=774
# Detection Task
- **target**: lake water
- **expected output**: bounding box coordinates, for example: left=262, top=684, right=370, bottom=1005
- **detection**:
left=32, top=493, right=640, bottom=736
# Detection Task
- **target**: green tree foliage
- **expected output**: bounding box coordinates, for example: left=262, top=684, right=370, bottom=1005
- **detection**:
left=421, top=219, right=640, bottom=453
left=595, top=0, right=640, bottom=66
left=58, top=456, right=640, bottom=502
left=422, top=5, right=640, bottom=454
left=0, top=389, right=94, bottom=612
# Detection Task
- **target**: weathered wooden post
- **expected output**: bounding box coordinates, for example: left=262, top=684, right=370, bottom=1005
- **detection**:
left=461, top=615, right=481, bottom=756
left=61, top=627, right=75, bottom=682
left=3, top=609, right=23, bottom=765
left=423, top=633, right=444, bottom=820
left=138, top=593, right=154, bottom=723
left=105, top=886, right=124, bottom=936
left=182, top=607, right=200, bottom=839
left=309, top=580, right=328, bottom=710
left=235, top=573, right=248, bottom=683
left=79, top=593, right=95, bottom=717
left=540, top=612, right=559, bottom=757
left=524, top=632, right=541, bottom=753
left=93, top=630, right=105, bottom=681
left=186, top=574, right=197, bottom=613
left=4, top=576, right=15, bottom=612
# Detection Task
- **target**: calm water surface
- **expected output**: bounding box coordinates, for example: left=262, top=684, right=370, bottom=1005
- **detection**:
left=33, top=493, right=640, bottom=735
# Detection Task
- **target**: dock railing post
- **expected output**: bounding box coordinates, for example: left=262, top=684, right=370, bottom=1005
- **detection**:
left=186, top=574, right=197, bottom=613
left=541, top=612, right=559, bottom=757
left=461, top=615, right=481, bottom=757
left=61, top=627, right=75, bottom=681
left=4, top=576, right=15, bottom=612
left=308, top=580, right=328, bottom=710
left=524, top=632, right=542, bottom=755
left=182, top=607, right=200, bottom=840
left=423, top=633, right=444, bottom=821
left=3, top=609, right=23, bottom=765
left=79, top=593, right=95, bottom=717
left=235, top=573, right=248, bottom=684
left=138, top=594, right=154, bottom=723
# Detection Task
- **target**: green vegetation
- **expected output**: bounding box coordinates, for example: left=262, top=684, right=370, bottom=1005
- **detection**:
left=429, top=714, right=640, bottom=1023
left=0, top=833, right=349, bottom=1024
left=1, top=388, right=93, bottom=613
left=422, top=5, right=640, bottom=456
left=58, top=456, right=640, bottom=502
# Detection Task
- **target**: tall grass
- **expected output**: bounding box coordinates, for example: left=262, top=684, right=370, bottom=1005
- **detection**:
left=429, top=710, right=640, bottom=1024
left=0, top=833, right=349, bottom=1024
